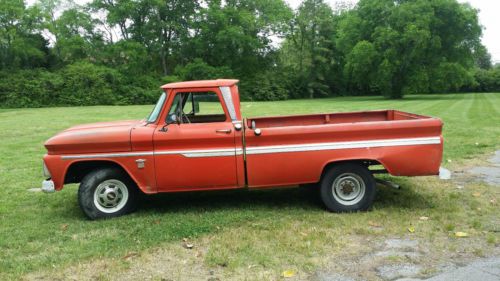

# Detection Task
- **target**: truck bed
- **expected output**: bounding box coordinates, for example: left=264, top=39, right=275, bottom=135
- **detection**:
left=243, top=109, right=443, bottom=187
left=247, top=110, right=431, bottom=128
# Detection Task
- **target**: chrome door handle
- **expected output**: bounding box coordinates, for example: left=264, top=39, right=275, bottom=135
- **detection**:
left=215, top=129, right=232, bottom=134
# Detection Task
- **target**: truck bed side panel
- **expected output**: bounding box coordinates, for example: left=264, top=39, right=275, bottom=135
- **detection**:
left=244, top=118, right=443, bottom=188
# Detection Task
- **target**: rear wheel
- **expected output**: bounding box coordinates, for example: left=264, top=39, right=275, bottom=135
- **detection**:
left=320, top=163, right=375, bottom=212
left=78, top=168, right=137, bottom=219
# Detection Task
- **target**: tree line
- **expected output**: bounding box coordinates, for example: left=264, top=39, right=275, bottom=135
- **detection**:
left=0, top=0, right=498, bottom=108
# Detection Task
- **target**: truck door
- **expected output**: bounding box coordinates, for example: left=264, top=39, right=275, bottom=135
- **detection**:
left=153, top=88, right=241, bottom=191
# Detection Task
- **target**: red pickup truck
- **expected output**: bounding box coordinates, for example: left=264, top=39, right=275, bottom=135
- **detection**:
left=42, top=79, right=444, bottom=219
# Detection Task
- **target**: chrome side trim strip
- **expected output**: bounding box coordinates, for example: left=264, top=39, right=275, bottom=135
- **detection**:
left=245, top=137, right=441, bottom=155
left=61, top=148, right=243, bottom=159
left=61, top=151, right=154, bottom=159
left=155, top=148, right=241, bottom=158
left=61, top=137, right=440, bottom=159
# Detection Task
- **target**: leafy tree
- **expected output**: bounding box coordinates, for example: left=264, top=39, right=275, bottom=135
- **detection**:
left=0, top=0, right=47, bottom=69
left=337, top=0, right=483, bottom=98
left=187, top=0, right=291, bottom=76
left=343, top=40, right=378, bottom=94
left=283, top=0, right=337, bottom=98
left=0, top=0, right=494, bottom=108
left=247, top=70, right=289, bottom=100
left=470, top=66, right=500, bottom=92
left=173, top=58, right=233, bottom=81
left=89, top=0, right=133, bottom=41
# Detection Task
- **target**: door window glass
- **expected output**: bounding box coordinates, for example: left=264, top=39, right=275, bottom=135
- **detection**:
left=167, top=91, right=226, bottom=123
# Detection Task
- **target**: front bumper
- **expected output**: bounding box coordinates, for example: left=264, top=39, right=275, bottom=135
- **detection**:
left=42, top=179, right=55, bottom=193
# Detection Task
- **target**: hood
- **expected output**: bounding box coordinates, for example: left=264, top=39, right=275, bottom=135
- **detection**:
left=45, top=120, right=142, bottom=155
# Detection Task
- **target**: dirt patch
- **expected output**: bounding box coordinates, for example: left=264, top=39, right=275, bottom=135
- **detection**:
left=377, top=264, right=422, bottom=280
left=313, top=238, right=423, bottom=280
left=470, top=166, right=500, bottom=186
left=452, top=150, right=500, bottom=186
left=314, top=237, right=499, bottom=281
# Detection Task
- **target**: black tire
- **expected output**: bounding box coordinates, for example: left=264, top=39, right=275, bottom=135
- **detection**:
left=78, top=167, right=137, bottom=220
left=320, top=163, right=376, bottom=212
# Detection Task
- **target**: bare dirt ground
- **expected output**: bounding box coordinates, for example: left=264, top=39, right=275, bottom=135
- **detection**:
left=24, top=233, right=500, bottom=281
left=24, top=152, right=500, bottom=281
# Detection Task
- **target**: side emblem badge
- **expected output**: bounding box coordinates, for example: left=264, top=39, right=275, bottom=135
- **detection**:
left=136, top=159, right=146, bottom=169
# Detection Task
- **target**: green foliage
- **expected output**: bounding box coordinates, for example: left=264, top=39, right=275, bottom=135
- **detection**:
left=0, top=0, right=496, bottom=107
left=430, top=62, right=473, bottom=93
left=282, top=0, right=337, bottom=98
left=0, top=0, right=47, bottom=69
left=0, top=69, right=61, bottom=107
left=243, top=71, right=289, bottom=101
left=334, top=0, right=483, bottom=98
left=184, top=0, right=292, bottom=82
left=174, top=59, right=233, bottom=81
left=469, top=66, right=500, bottom=92
left=0, top=62, right=159, bottom=107
left=58, top=61, right=123, bottom=105
left=344, top=40, right=378, bottom=94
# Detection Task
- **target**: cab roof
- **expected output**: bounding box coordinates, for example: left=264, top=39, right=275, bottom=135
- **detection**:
left=161, top=79, right=239, bottom=89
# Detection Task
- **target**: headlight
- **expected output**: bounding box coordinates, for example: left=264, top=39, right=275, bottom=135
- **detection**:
left=43, top=161, right=51, bottom=178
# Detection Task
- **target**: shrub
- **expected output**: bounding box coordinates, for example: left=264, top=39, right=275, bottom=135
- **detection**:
left=174, top=59, right=233, bottom=81
left=0, top=69, right=62, bottom=108
left=242, top=71, right=289, bottom=101
left=472, top=67, right=500, bottom=92
left=57, top=61, right=124, bottom=105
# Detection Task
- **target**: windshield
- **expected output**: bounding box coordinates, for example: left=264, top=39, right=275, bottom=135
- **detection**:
left=146, top=92, right=166, bottom=123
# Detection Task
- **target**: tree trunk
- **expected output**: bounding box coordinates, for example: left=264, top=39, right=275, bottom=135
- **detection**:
left=160, top=48, right=168, bottom=75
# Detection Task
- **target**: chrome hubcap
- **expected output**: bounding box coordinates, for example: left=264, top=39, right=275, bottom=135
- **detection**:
left=93, top=179, right=129, bottom=213
left=332, top=173, right=365, bottom=206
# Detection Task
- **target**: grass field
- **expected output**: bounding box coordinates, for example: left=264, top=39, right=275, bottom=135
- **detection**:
left=0, top=93, right=499, bottom=280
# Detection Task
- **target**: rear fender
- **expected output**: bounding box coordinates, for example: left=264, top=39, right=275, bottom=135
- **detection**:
left=319, top=157, right=389, bottom=180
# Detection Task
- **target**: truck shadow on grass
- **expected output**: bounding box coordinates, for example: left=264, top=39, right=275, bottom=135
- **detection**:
left=134, top=183, right=434, bottom=215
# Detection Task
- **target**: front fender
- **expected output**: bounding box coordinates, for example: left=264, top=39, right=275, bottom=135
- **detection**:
left=43, top=154, right=157, bottom=193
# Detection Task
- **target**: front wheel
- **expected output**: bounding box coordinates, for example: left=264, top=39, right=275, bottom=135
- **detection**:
left=320, top=163, right=376, bottom=212
left=78, top=168, right=137, bottom=219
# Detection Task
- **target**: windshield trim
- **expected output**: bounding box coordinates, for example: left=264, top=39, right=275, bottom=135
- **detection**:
left=146, top=92, right=167, bottom=123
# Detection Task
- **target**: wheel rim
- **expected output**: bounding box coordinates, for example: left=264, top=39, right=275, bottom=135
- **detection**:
left=331, top=173, right=366, bottom=206
left=93, top=179, right=129, bottom=213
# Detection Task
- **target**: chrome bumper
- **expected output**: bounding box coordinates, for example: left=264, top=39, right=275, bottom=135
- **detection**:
left=42, top=179, right=55, bottom=193
left=439, top=167, right=451, bottom=180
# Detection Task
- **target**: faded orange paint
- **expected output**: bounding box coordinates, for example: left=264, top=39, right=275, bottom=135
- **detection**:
left=43, top=79, right=443, bottom=194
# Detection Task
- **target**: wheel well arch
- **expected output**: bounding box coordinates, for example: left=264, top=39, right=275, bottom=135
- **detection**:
left=64, top=160, right=137, bottom=187
left=320, top=159, right=387, bottom=180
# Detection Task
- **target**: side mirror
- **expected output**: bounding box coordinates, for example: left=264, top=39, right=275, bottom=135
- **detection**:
left=193, top=99, right=200, bottom=113
left=167, top=113, right=177, bottom=124
left=159, top=124, right=169, bottom=132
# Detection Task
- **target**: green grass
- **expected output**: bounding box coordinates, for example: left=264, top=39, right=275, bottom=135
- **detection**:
left=0, top=93, right=499, bottom=279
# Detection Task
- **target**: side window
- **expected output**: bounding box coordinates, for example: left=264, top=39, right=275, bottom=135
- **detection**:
left=167, top=91, right=227, bottom=124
